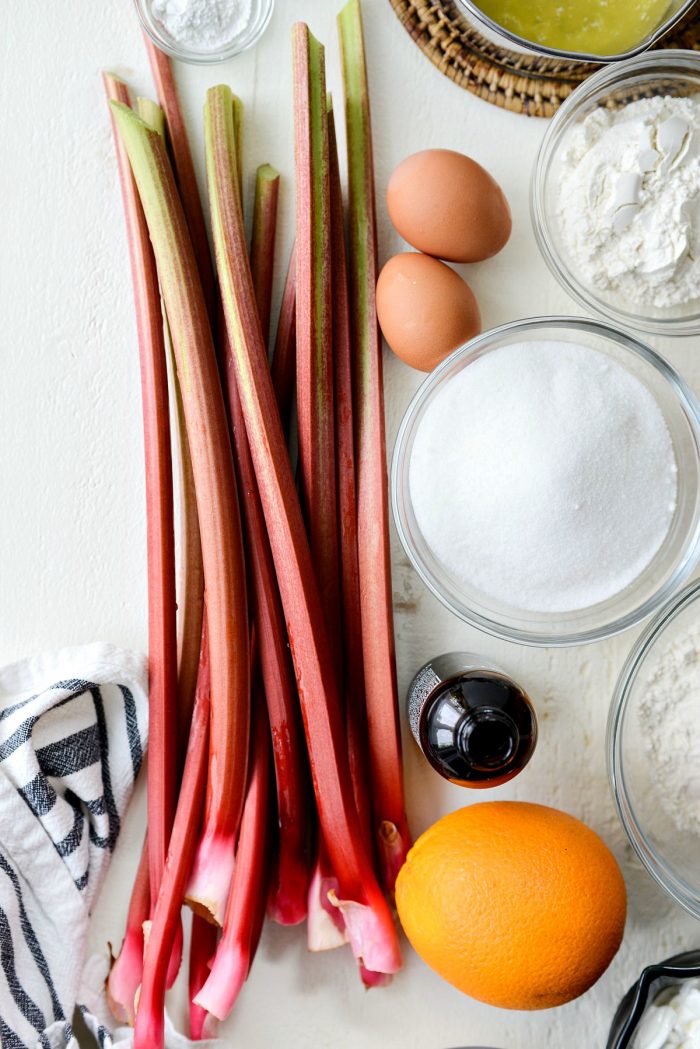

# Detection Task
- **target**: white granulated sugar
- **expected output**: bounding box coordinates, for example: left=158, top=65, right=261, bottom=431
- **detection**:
left=639, top=622, right=700, bottom=839
left=555, top=95, right=700, bottom=309
left=409, top=340, right=677, bottom=613
left=151, top=0, right=253, bottom=50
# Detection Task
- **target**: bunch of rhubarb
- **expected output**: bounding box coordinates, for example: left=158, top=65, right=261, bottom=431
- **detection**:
left=102, top=1, right=408, bottom=1042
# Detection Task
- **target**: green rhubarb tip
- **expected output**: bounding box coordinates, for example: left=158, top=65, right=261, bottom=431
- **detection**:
left=136, top=97, right=166, bottom=141
left=256, top=163, right=280, bottom=184
left=338, top=0, right=373, bottom=397
left=232, top=94, right=244, bottom=195
left=204, top=85, right=246, bottom=356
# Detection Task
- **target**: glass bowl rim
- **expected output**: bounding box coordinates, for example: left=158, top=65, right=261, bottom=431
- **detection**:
left=531, top=50, right=700, bottom=337
left=391, top=315, right=700, bottom=648
left=132, top=0, right=275, bottom=64
left=455, top=0, right=697, bottom=64
left=608, top=576, right=700, bottom=920
left=606, top=948, right=700, bottom=1049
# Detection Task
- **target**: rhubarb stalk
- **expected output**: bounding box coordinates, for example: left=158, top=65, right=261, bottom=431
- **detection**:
left=222, top=150, right=309, bottom=926
left=293, top=25, right=341, bottom=660
left=194, top=688, right=272, bottom=1021
left=103, top=72, right=179, bottom=920
left=133, top=637, right=211, bottom=1049
left=106, top=835, right=149, bottom=1025
left=250, top=164, right=280, bottom=346
left=136, top=96, right=205, bottom=745
left=143, top=36, right=216, bottom=317
left=110, top=101, right=250, bottom=927
left=204, top=76, right=400, bottom=976
left=189, top=914, right=218, bottom=1040
left=270, top=247, right=297, bottom=432
left=327, top=98, right=373, bottom=848
left=338, top=0, right=410, bottom=893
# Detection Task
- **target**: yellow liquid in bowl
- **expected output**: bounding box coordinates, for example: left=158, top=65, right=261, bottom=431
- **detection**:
left=476, top=0, right=673, bottom=55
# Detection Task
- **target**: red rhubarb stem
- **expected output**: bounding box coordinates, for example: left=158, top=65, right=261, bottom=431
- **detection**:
left=189, top=914, right=218, bottom=1040
left=171, top=352, right=204, bottom=750
left=194, top=688, right=272, bottom=1021
left=225, top=152, right=310, bottom=926
left=338, top=0, right=410, bottom=893
left=134, top=638, right=211, bottom=1049
left=143, top=37, right=216, bottom=318
left=327, top=99, right=373, bottom=848
left=293, top=26, right=341, bottom=662
left=106, top=834, right=149, bottom=1026
left=136, top=95, right=204, bottom=751
left=110, top=101, right=250, bottom=927
left=270, top=247, right=297, bottom=433
left=205, top=72, right=400, bottom=976
left=250, top=164, right=280, bottom=347
left=103, top=73, right=178, bottom=915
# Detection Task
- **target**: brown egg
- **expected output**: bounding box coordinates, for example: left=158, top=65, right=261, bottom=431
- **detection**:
left=386, top=149, right=512, bottom=263
left=376, top=252, right=481, bottom=372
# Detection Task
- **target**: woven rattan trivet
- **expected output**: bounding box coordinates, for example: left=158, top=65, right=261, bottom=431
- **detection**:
left=389, top=0, right=700, bottom=117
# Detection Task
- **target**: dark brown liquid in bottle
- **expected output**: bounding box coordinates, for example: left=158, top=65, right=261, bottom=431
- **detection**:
left=419, top=671, right=537, bottom=787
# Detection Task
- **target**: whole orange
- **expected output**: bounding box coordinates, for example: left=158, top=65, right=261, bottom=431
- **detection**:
left=395, top=801, right=626, bottom=1010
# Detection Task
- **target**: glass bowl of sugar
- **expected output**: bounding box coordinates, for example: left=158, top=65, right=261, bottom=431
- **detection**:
left=609, top=581, right=700, bottom=921
left=532, top=51, right=700, bottom=337
left=391, top=316, right=700, bottom=648
left=134, top=0, right=274, bottom=64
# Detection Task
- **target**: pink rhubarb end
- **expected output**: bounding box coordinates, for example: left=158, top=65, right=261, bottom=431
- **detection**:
left=133, top=1006, right=165, bottom=1049
left=307, top=863, right=348, bottom=952
left=360, top=965, right=394, bottom=989
left=194, top=941, right=248, bottom=1021
left=328, top=889, right=402, bottom=976
left=106, top=929, right=143, bottom=1026
left=185, top=833, right=236, bottom=927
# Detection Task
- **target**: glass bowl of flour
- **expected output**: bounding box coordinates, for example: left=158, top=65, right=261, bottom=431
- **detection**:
left=532, top=51, right=700, bottom=337
left=391, top=317, right=700, bottom=647
left=610, top=580, right=700, bottom=919
left=134, top=0, right=274, bottom=63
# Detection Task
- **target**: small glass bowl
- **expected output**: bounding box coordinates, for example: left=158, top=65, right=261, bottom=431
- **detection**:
left=134, top=0, right=274, bottom=64
left=609, top=579, right=700, bottom=919
left=532, top=51, right=700, bottom=337
left=456, top=0, right=695, bottom=63
left=391, top=316, right=700, bottom=648
left=606, top=950, right=700, bottom=1049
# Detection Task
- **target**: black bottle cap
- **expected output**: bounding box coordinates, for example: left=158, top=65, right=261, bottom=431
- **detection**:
left=419, top=670, right=537, bottom=787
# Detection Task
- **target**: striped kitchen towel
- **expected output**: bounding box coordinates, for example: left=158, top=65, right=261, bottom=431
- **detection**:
left=0, top=644, right=147, bottom=1049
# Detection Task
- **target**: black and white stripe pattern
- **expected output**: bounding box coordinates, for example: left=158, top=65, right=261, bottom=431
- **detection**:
left=0, top=645, right=147, bottom=1049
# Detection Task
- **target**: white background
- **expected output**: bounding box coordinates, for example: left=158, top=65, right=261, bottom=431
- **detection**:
left=1, top=2, right=699, bottom=1047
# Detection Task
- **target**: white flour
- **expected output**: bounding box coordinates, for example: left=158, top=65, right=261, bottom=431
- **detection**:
left=151, top=0, right=253, bottom=50
left=556, top=95, right=700, bottom=309
left=639, top=622, right=700, bottom=838
left=409, top=340, right=678, bottom=614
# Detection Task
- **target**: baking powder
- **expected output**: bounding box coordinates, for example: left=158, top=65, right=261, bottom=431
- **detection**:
left=639, top=621, right=700, bottom=839
left=556, top=95, right=700, bottom=309
left=151, top=0, right=253, bottom=50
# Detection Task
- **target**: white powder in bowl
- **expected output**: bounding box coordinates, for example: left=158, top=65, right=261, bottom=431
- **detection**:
left=555, top=95, right=700, bottom=310
left=151, top=0, right=253, bottom=51
left=639, top=621, right=700, bottom=839
left=408, top=340, right=678, bottom=613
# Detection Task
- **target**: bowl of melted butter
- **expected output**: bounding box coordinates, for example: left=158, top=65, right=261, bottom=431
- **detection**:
left=456, top=0, right=696, bottom=62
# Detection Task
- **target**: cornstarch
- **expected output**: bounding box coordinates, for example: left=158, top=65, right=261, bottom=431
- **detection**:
left=151, top=0, right=253, bottom=50
left=556, top=95, right=700, bottom=309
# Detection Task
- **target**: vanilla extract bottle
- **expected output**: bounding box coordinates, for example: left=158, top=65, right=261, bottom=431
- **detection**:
left=407, top=653, right=537, bottom=787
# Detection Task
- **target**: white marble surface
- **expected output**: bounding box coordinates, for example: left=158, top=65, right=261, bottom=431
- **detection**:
left=1, top=1, right=699, bottom=1046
